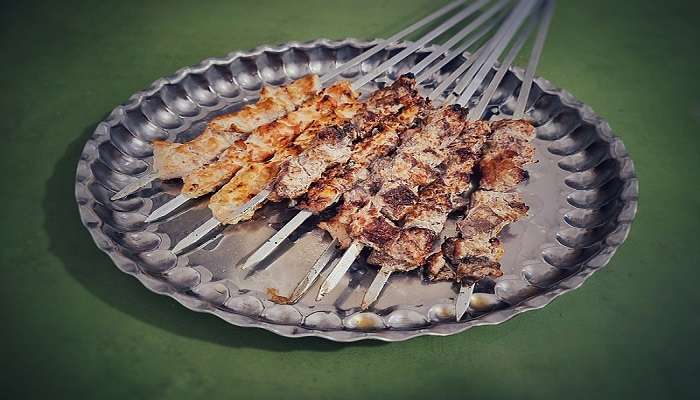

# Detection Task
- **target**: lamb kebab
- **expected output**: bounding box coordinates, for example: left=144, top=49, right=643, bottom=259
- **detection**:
left=313, top=103, right=472, bottom=300
left=443, top=0, right=553, bottom=319
left=358, top=119, right=534, bottom=310
left=359, top=119, right=491, bottom=308
left=359, top=4, right=551, bottom=309
left=171, top=75, right=424, bottom=254
left=111, top=74, right=320, bottom=200
left=422, top=119, right=535, bottom=321
left=145, top=80, right=357, bottom=221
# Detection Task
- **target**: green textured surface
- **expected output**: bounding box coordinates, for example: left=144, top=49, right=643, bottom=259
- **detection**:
left=1, top=0, right=699, bottom=398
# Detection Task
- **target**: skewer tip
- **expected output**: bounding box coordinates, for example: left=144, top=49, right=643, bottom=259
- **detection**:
left=110, top=193, right=126, bottom=201
left=455, top=283, right=475, bottom=321
left=171, top=241, right=188, bottom=255
left=239, top=259, right=257, bottom=271
left=315, top=286, right=329, bottom=301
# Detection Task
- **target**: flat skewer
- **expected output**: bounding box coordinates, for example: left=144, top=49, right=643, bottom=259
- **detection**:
left=316, top=241, right=364, bottom=301
left=145, top=193, right=190, bottom=223
left=351, top=0, right=490, bottom=90
left=455, top=283, right=476, bottom=320
left=454, top=0, right=540, bottom=104
left=171, top=0, right=500, bottom=253
left=112, top=172, right=158, bottom=201
left=289, top=239, right=340, bottom=303
left=171, top=190, right=270, bottom=254
left=320, top=0, right=466, bottom=84
left=514, top=0, right=554, bottom=118
left=241, top=209, right=313, bottom=270
left=407, top=0, right=508, bottom=77
left=415, top=15, right=501, bottom=83
left=360, top=266, right=393, bottom=310
left=468, top=2, right=539, bottom=120
left=112, top=0, right=472, bottom=202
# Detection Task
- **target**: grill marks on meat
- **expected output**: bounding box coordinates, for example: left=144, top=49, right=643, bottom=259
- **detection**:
left=364, top=120, right=491, bottom=271
left=366, top=227, right=436, bottom=272
left=181, top=82, right=356, bottom=198
left=424, top=119, right=535, bottom=283
left=152, top=74, right=319, bottom=180
left=371, top=105, right=468, bottom=221
left=479, top=119, right=536, bottom=191
left=269, top=74, right=424, bottom=203
left=268, top=122, right=357, bottom=201
left=321, top=105, right=468, bottom=257
left=208, top=103, right=360, bottom=224
left=429, top=192, right=527, bottom=281
left=208, top=74, right=423, bottom=225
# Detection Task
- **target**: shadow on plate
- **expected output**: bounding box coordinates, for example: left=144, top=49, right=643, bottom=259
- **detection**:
left=44, top=123, right=387, bottom=351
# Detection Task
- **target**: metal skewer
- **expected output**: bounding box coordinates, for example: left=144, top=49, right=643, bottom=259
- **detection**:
left=320, top=0, right=467, bottom=84
left=319, top=0, right=541, bottom=302
left=145, top=193, right=190, bottom=222
left=455, top=282, right=476, bottom=320
left=240, top=209, right=313, bottom=269
left=111, top=0, right=476, bottom=203
left=415, top=15, right=501, bottom=83
left=514, top=0, right=554, bottom=118
left=360, top=266, right=393, bottom=310
left=112, top=172, right=159, bottom=201
left=409, top=0, right=508, bottom=78
left=289, top=239, right=341, bottom=303
left=171, top=0, right=502, bottom=252
left=172, top=190, right=269, bottom=254
left=350, top=0, right=490, bottom=90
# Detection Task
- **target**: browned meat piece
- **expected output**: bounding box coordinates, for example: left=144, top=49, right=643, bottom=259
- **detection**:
left=366, top=227, right=436, bottom=271
left=364, top=120, right=491, bottom=271
left=349, top=203, right=401, bottom=250
left=269, top=122, right=357, bottom=201
left=457, top=191, right=528, bottom=242
left=424, top=251, right=457, bottom=281
left=152, top=74, right=320, bottom=180
left=422, top=119, right=536, bottom=283
left=183, top=83, right=356, bottom=197
left=479, top=149, right=530, bottom=192
left=317, top=203, right=361, bottom=248
left=454, top=256, right=504, bottom=281
left=268, top=74, right=424, bottom=205
left=479, top=119, right=536, bottom=192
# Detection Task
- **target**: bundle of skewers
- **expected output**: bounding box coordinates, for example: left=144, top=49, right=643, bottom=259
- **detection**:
left=112, top=0, right=554, bottom=321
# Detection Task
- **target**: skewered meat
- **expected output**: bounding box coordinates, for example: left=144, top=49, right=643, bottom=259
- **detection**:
left=426, top=191, right=527, bottom=281
left=424, top=119, right=535, bottom=282
left=335, top=104, right=468, bottom=250
left=268, top=74, right=424, bottom=203
left=181, top=81, right=357, bottom=197
left=364, top=120, right=491, bottom=270
left=206, top=74, right=424, bottom=225
left=208, top=108, right=359, bottom=224
left=152, top=74, right=319, bottom=180
left=318, top=105, right=468, bottom=249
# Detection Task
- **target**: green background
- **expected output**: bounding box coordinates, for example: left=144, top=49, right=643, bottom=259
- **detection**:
left=1, top=0, right=698, bottom=398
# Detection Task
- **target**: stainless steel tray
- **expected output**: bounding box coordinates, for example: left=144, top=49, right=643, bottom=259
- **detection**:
left=75, top=38, right=638, bottom=342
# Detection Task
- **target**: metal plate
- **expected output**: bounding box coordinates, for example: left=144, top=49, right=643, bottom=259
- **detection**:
left=75, top=38, right=638, bottom=342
